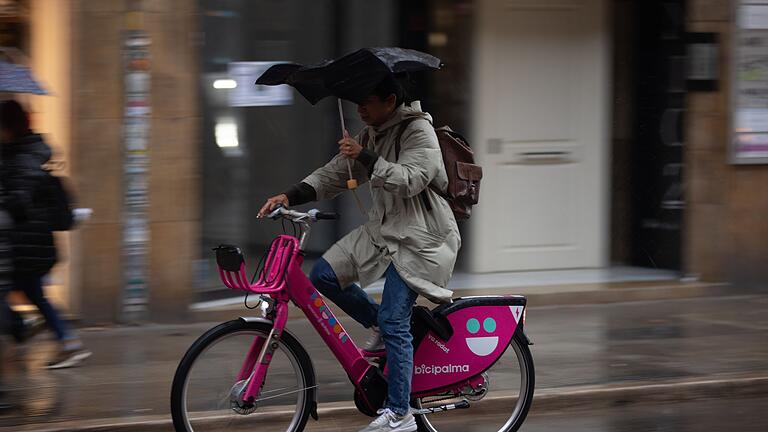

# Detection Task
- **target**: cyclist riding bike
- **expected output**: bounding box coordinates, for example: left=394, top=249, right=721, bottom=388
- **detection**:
left=258, top=75, right=460, bottom=432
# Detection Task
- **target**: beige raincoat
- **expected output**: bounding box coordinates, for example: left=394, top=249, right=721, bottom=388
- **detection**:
left=303, top=101, right=460, bottom=303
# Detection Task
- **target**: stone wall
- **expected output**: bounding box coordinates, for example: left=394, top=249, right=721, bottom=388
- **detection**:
left=144, top=0, right=199, bottom=322
left=685, top=0, right=768, bottom=287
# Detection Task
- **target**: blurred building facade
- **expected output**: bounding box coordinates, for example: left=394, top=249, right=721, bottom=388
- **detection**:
left=3, top=0, right=766, bottom=323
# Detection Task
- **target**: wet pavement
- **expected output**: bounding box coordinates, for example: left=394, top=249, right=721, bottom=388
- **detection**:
left=261, top=396, right=768, bottom=431
left=0, top=294, right=767, bottom=430
left=438, top=397, right=768, bottom=432
left=96, top=396, right=768, bottom=432
left=308, top=396, right=768, bottom=432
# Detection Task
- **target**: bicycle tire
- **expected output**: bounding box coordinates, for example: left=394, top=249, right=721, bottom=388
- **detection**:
left=170, top=319, right=316, bottom=432
left=415, top=331, right=535, bottom=432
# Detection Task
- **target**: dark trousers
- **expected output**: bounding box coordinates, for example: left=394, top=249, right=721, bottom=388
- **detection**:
left=0, top=290, right=7, bottom=378
left=3, top=273, right=69, bottom=342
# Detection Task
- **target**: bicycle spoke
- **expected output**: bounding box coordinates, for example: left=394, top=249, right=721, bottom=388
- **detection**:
left=254, top=385, right=318, bottom=403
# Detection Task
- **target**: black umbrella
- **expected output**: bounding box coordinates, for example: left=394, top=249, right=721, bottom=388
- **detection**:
left=255, top=47, right=441, bottom=194
left=255, top=47, right=442, bottom=105
left=255, top=62, right=328, bottom=104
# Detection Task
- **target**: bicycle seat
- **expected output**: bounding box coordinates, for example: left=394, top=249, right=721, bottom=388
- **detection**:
left=432, top=295, right=527, bottom=317
left=412, top=305, right=453, bottom=341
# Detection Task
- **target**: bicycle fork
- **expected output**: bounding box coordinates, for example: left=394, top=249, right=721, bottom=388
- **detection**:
left=233, top=303, right=289, bottom=406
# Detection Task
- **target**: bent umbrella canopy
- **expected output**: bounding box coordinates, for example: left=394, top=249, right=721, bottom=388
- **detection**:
left=255, top=47, right=442, bottom=194
left=255, top=47, right=442, bottom=105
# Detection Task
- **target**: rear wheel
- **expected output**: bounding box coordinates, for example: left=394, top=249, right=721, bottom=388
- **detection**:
left=170, top=319, right=316, bottom=432
left=415, top=332, right=535, bottom=432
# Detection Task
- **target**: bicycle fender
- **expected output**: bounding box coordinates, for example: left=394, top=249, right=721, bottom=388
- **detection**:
left=516, top=327, right=534, bottom=346
left=238, top=316, right=273, bottom=325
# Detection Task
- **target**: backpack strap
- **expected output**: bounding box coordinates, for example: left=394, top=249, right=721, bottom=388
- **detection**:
left=393, top=118, right=433, bottom=212
left=360, top=129, right=369, bottom=148
left=393, top=117, right=419, bottom=161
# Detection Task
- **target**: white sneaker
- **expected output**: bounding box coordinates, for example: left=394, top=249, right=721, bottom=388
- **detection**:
left=359, top=408, right=417, bottom=432
left=46, top=345, right=92, bottom=369
left=363, top=326, right=385, bottom=352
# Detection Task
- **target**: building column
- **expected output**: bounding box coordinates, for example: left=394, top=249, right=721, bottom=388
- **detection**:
left=145, top=0, right=199, bottom=322
left=68, top=0, right=199, bottom=323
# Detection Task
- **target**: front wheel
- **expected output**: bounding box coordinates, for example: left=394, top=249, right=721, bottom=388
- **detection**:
left=170, top=319, right=316, bottom=432
left=415, top=331, right=535, bottom=432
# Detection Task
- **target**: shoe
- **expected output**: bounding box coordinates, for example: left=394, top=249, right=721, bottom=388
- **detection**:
left=363, top=326, right=385, bottom=352
left=46, top=346, right=92, bottom=369
left=23, top=315, right=47, bottom=341
left=10, top=315, right=46, bottom=344
left=359, top=408, right=417, bottom=432
left=0, top=390, right=15, bottom=414
left=0, top=401, right=14, bottom=414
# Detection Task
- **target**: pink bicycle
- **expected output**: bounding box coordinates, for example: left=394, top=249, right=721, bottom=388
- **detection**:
left=170, top=206, right=535, bottom=432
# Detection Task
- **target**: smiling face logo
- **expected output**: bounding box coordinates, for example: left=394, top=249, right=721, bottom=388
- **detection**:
left=465, top=317, right=499, bottom=356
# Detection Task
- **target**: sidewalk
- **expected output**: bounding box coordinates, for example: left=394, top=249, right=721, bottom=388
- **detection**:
left=191, top=268, right=736, bottom=322
left=192, top=279, right=736, bottom=323
left=2, top=289, right=767, bottom=431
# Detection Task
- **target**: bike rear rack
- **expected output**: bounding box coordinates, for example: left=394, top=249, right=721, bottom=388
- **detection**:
left=214, top=235, right=299, bottom=294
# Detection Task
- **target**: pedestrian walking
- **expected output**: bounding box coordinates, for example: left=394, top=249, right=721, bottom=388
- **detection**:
left=0, top=100, right=90, bottom=369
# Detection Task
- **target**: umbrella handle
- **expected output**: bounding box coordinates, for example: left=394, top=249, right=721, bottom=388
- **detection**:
left=345, top=158, right=357, bottom=189
left=337, top=99, right=347, bottom=132
left=338, top=99, right=357, bottom=189
left=337, top=101, right=365, bottom=215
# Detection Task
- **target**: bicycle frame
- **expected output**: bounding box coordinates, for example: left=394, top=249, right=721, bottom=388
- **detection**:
left=220, top=235, right=377, bottom=409
left=218, top=223, right=528, bottom=412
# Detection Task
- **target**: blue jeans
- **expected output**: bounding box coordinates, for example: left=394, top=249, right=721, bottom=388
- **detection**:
left=310, top=258, right=418, bottom=416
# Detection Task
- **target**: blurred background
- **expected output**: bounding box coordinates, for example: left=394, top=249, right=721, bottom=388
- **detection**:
left=1, top=0, right=767, bottom=431
left=5, top=0, right=766, bottom=323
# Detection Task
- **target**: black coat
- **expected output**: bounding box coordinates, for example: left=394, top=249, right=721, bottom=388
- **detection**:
left=0, top=202, right=12, bottom=338
left=1, top=134, right=57, bottom=276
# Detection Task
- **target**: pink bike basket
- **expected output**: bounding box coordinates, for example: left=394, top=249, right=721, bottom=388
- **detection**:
left=214, top=235, right=298, bottom=294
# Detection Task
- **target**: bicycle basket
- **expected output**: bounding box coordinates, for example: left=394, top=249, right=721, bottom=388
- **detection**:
left=214, top=235, right=298, bottom=294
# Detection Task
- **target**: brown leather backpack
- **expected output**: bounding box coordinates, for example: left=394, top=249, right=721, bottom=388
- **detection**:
left=394, top=119, right=483, bottom=219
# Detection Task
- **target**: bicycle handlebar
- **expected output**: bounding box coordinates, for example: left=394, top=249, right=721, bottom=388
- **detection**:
left=310, top=209, right=339, bottom=220
left=267, top=205, right=339, bottom=223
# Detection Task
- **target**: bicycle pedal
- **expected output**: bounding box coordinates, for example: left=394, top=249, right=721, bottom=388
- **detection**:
left=412, top=400, right=470, bottom=415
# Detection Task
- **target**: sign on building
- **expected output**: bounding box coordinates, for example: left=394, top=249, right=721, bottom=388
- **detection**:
left=228, top=61, right=293, bottom=107
left=732, top=0, right=768, bottom=163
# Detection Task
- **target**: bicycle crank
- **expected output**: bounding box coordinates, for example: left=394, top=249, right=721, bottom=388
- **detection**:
left=412, top=400, right=470, bottom=415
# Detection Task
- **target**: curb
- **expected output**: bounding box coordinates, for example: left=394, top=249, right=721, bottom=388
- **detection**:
left=531, top=375, right=768, bottom=411
left=14, top=375, right=768, bottom=432
left=189, top=282, right=743, bottom=323
left=525, top=282, right=737, bottom=307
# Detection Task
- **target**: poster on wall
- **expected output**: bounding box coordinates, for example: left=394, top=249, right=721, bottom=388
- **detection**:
left=121, top=25, right=151, bottom=321
left=732, top=1, right=768, bottom=163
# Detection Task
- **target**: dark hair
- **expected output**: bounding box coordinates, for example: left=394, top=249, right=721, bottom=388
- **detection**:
left=0, top=100, right=31, bottom=139
left=371, top=74, right=408, bottom=107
